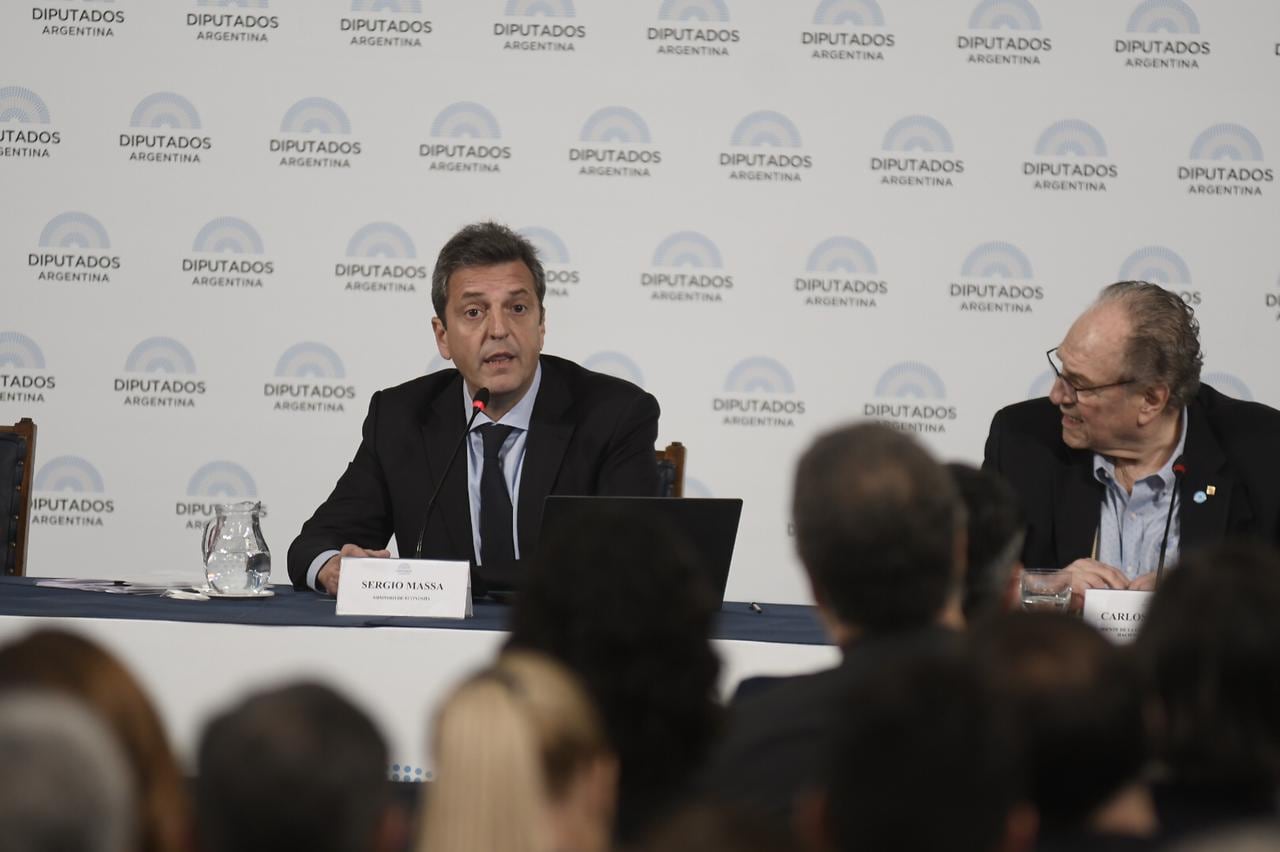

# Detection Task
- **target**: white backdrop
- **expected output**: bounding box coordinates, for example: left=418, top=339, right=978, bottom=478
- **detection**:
left=4, top=0, right=1278, bottom=604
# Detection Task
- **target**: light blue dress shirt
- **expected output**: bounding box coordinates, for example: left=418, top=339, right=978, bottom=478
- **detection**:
left=1093, top=408, right=1188, bottom=581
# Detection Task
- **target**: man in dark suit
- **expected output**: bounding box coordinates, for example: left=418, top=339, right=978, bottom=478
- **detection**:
left=288, top=222, right=660, bottom=594
left=984, top=281, right=1280, bottom=607
left=698, top=423, right=966, bottom=836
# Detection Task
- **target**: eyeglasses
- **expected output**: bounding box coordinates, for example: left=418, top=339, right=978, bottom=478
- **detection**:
left=1045, top=347, right=1135, bottom=400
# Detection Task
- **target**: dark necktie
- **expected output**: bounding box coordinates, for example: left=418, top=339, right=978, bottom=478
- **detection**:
left=478, top=424, right=516, bottom=566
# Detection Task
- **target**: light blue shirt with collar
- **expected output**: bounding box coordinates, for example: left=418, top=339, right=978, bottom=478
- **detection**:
left=1093, top=408, right=1188, bottom=581
left=464, top=362, right=541, bottom=564
left=305, top=363, right=543, bottom=592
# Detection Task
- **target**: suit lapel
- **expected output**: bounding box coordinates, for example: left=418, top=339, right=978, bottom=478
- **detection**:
left=420, top=374, right=471, bottom=557
left=1178, top=400, right=1239, bottom=552
left=1056, top=450, right=1103, bottom=567
left=517, top=359, right=574, bottom=554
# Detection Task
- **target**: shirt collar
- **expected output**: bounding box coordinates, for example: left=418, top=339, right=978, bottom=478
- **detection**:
left=1093, top=406, right=1188, bottom=489
left=462, top=361, right=541, bottom=433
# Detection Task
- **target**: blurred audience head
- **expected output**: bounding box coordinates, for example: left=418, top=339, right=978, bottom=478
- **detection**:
left=507, top=508, right=721, bottom=845
left=948, top=463, right=1025, bottom=621
left=0, top=629, right=190, bottom=852
left=0, top=691, right=136, bottom=852
left=639, top=804, right=793, bottom=852
left=1134, top=539, right=1280, bottom=788
left=792, top=422, right=966, bottom=640
left=197, top=681, right=401, bottom=852
left=810, top=648, right=1030, bottom=852
left=421, top=651, right=616, bottom=852
left=972, top=612, right=1152, bottom=835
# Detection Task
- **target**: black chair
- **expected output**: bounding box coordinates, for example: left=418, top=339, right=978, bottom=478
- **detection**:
left=1, top=418, right=37, bottom=576
left=655, top=441, right=686, bottom=498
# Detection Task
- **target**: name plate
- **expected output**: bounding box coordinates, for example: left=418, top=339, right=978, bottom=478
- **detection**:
left=335, top=558, right=472, bottom=619
left=1082, top=588, right=1152, bottom=644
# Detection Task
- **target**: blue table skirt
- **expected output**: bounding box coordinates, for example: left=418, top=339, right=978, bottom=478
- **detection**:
left=0, top=577, right=829, bottom=646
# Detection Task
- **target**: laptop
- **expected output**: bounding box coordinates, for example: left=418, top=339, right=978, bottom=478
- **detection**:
left=536, top=495, right=744, bottom=605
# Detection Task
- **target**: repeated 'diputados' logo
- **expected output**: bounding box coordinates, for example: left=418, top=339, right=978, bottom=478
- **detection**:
left=270, top=97, right=362, bottom=168
left=949, top=242, right=1043, bottom=314
left=570, top=107, right=662, bottom=179
left=29, top=212, right=120, bottom=284
left=641, top=231, right=734, bottom=304
left=1115, top=0, right=1209, bottom=71
left=0, top=86, right=60, bottom=159
left=866, top=362, right=957, bottom=434
left=582, top=352, right=646, bottom=388
left=337, top=221, right=427, bottom=295
left=184, top=217, right=273, bottom=290
left=187, top=0, right=279, bottom=44
left=120, top=92, right=211, bottom=165
left=0, top=331, right=55, bottom=405
left=32, top=456, right=114, bottom=528
left=871, top=115, right=964, bottom=188
left=114, top=337, right=207, bottom=409
left=958, top=0, right=1051, bottom=66
left=1023, top=119, right=1118, bottom=192
left=177, top=461, right=259, bottom=530
left=1178, top=123, right=1272, bottom=197
left=719, top=111, right=812, bottom=184
left=802, top=0, right=896, bottom=63
left=795, top=237, right=886, bottom=309
left=266, top=342, right=356, bottom=415
left=341, top=0, right=432, bottom=49
left=419, top=102, right=511, bottom=174
left=517, top=226, right=580, bottom=296
left=1119, top=246, right=1200, bottom=306
left=713, top=357, right=806, bottom=428
left=1268, top=274, right=1279, bottom=320
left=31, top=0, right=126, bottom=40
left=648, top=0, right=739, bottom=57
left=495, top=0, right=584, bottom=53
left=1201, top=371, right=1252, bottom=402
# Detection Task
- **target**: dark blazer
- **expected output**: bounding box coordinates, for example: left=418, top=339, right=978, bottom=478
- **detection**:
left=287, top=354, right=661, bottom=589
left=983, top=384, right=1280, bottom=570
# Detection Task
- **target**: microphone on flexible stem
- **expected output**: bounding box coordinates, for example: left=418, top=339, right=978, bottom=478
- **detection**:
left=1156, top=457, right=1187, bottom=583
left=414, top=386, right=490, bottom=558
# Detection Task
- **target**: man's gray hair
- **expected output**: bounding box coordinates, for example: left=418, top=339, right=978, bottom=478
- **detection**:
left=0, top=691, right=136, bottom=852
left=1098, top=281, right=1203, bottom=408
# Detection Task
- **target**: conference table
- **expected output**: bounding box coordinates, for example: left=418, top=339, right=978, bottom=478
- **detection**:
left=0, top=577, right=837, bottom=779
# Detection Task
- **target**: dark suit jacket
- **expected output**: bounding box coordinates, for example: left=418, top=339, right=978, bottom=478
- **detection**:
left=287, top=354, right=660, bottom=590
left=983, top=384, right=1280, bottom=570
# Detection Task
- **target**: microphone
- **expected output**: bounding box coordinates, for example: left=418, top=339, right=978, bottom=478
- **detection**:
left=413, top=387, right=490, bottom=559
left=1156, top=457, right=1186, bottom=582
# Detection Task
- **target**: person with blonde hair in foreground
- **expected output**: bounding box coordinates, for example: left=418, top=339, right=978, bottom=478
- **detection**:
left=419, top=651, right=618, bottom=852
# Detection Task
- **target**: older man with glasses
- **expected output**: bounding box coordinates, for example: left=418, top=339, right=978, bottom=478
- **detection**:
left=983, top=281, right=1280, bottom=608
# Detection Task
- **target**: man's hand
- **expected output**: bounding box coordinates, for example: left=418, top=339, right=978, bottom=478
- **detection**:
left=1127, top=571, right=1159, bottom=592
left=1059, top=558, right=1129, bottom=611
left=317, top=544, right=391, bottom=595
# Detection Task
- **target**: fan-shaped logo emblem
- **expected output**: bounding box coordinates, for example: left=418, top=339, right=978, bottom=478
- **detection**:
left=798, top=237, right=886, bottom=310
left=722, top=112, right=811, bottom=182
left=506, top=0, right=575, bottom=16
left=35, top=456, right=104, bottom=492
left=193, top=218, right=263, bottom=254
left=518, top=227, right=578, bottom=294
left=0, top=87, right=50, bottom=123
left=953, top=243, right=1042, bottom=314
left=348, top=222, right=416, bottom=258
left=653, top=232, right=722, bottom=268
left=1027, top=368, right=1057, bottom=399
left=1202, top=371, right=1251, bottom=401
left=731, top=111, right=801, bottom=148
left=432, top=102, right=500, bottom=139
left=660, top=0, right=728, bottom=22
left=1127, top=0, right=1199, bottom=34
left=1118, top=246, right=1191, bottom=285
left=583, top=352, right=645, bottom=388
left=39, top=212, right=109, bottom=250
left=1190, top=124, right=1262, bottom=161
left=725, top=358, right=794, bottom=394
left=814, top=0, right=883, bottom=26
left=883, top=116, right=953, bottom=153
left=807, top=237, right=877, bottom=274
left=873, top=117, right=963, bottom=188
left=969, top=0, right=1040, bottom=29
left=131, top=93, right=201, bottom=129
left=281, top=98, right=350, bottom=133
left=352, top=0, right=420, bottom=11
left=422, top=103, right=510, bottom=172
left=868, top=363, right=956, bottom=432
left=1036, top=120, right=1107, bottom=157
left=126, top=337, right=197, bottom=374
left=581, top=107, right=651, bottom=144
left=715, top=358, right=804, bottom=427
left=684, top=478, right=712, bottom=499
left=276, top=343, right=346, bottom=379
left=876, top=362, right=945, bottom=399
left=0, top=332, right=45, bottom=370
left=1025, top=120, right=1117, bottom=192
left=187, top=462, right=257, bottom=498
left=199, top=1, right=270, bottom=7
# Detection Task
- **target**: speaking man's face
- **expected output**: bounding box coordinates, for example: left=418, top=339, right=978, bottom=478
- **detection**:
left=432, top=260, right=545, bottom=415
left=1048, top=302, right=1145, bottom=455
